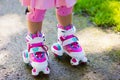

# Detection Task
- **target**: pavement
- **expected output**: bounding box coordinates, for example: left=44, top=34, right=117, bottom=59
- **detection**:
left=0, top=0, right=120, bottom=80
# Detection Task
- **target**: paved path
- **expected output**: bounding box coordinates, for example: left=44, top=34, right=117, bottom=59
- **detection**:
left=0, top=0, right=120, bottom=80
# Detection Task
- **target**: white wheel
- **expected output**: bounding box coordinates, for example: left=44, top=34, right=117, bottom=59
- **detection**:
left=43, top=67, right=50, bottom=74
left=70, top=58, right=79, bottom=66
left=32, top=68, right=39, bottom=76
left=81, top=56, right=88, bottom=62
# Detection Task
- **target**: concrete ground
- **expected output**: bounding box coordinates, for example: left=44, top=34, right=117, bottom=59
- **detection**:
left=0, top=0, right=120, bottom=80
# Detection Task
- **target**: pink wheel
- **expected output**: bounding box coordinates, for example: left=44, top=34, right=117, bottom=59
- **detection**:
left=53, top=53, right=62, bottom=59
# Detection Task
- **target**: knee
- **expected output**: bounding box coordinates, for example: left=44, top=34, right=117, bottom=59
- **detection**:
left=27, top=8, right=46, bottom=22
left=56, top=6, right=73, bottom=16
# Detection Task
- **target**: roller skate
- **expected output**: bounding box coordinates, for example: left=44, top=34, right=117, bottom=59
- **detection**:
left=51, top=24, right=88, bottom=66
left=22, top=32, right=50, bottom=76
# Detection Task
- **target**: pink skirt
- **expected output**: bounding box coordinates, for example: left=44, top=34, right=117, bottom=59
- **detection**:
left=20, top=0, right=76, bottom=9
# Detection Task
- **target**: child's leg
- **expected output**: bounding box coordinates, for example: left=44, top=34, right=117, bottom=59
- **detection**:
left=27, top=21, right=43, bottom=34
left=27, top=8, right=46, bottom=34
left=52, top=6, right=88, bottom=66
left=56, top=6, right=73, bottom=27
left=23, top=8, right=50, bottom=75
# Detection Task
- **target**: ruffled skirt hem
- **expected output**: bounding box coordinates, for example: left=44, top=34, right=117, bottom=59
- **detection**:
left=20, top=0, right=76, bottom=9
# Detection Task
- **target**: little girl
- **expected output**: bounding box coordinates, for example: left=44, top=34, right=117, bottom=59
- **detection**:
left=20, top=0, right=88, bottom=76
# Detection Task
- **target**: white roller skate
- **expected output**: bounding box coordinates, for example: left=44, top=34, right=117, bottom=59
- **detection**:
left=22, top=32, right=50, bottom=76
left=51, top=24, right=88, bottom=66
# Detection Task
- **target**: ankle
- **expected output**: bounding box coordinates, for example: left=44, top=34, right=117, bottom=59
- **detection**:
left=57, top=24, right=73, bottom=30
left=27, top=32, right=43, bottom=38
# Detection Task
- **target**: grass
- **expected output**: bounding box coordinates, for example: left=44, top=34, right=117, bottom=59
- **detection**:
left=74, top=0, right=120, bottom=32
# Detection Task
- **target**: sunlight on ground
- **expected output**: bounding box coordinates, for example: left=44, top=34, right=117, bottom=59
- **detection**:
left=0, top=14, right=25, bottom=37
left=81, top=71, right=105, bottom=80
left=76, top=26, right=120, bottom=54
left=0, top=51, right=10, bottom=65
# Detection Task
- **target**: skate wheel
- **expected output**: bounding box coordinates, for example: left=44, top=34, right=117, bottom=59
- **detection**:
left=70, top=58, right=79, bottom=66
left=53, top=53, right=62, bottom=59
left=43, top=67, right=50, bottom=74
left=80, top=60, right=90, bottom=65
left=32, top=68, right=39, bottom=76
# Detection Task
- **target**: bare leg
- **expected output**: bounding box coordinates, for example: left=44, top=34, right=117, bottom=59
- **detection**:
left=56, top=13, right=72, bottom=27
left=27, top=7, right=46, bottom=34
left=27, top=21, right=42, bottom=34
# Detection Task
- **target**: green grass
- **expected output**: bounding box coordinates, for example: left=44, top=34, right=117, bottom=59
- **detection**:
left=74, top=0, right=120, bottom=32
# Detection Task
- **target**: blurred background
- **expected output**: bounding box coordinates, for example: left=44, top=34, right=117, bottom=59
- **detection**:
left=0, top=0, right=120, bottom=80
left=74, top=0, right=120, bottom=32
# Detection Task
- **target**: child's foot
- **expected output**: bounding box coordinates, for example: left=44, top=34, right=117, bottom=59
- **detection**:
left=22, top=32, right=50, bottom=76
left=51, top=24, right=88, bottom=66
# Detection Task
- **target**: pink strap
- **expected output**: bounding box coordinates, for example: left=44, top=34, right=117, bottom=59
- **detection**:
left=28, top=42, right=43, bottom=52
left=57, top=24, right=73, bottom=30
